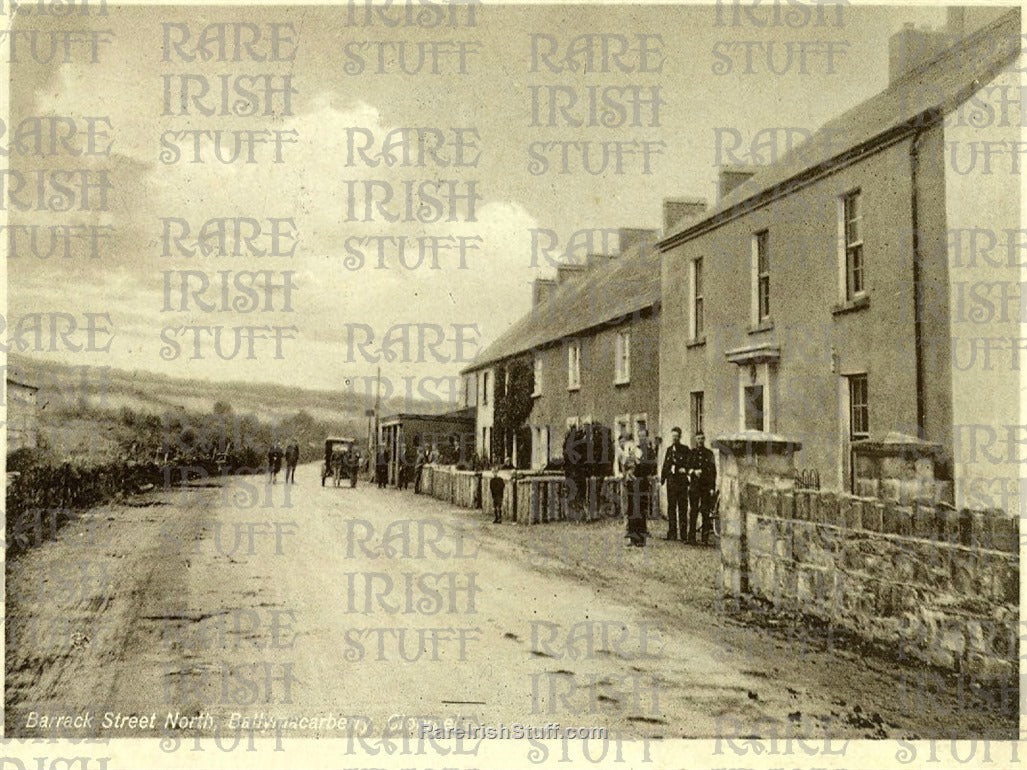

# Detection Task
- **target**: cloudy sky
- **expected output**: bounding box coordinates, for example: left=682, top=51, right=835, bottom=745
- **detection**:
left=6, top=2, right=946, bottom=400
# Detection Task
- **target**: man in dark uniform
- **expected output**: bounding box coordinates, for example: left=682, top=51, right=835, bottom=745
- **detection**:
left=660, top=427, right=691, bottom=542
left=688, top=431, right=717, bottom=545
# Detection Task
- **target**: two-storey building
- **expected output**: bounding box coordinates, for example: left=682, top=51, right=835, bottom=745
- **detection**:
left=463, top=228, right=670, bottom=469
left=658, top=8, right=1020, bottom=509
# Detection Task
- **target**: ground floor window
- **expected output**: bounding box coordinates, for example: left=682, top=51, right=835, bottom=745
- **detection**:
left=615, top=414, right=631, bottom=442
left=744, top=385, right=765, bottom=432
left=633, top=414, right=649, bottom=443
left=690, top=391, right=704, bottom=436
left=848, top=374, right=869, bottom=439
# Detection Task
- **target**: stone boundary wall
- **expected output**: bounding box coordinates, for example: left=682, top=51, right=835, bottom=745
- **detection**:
left=724, top=483, right=1018, bottom=683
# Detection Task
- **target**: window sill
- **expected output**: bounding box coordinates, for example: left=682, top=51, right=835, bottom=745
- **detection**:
left=531, top=392, right=542, bottom=399
left=686, top=336, right=706, bottom=349
left=832, top=295, right=870, bottom=316
left=614, top=378, right=630, bottom=387
left=567, top=385, right=580, bottom=392
left=747, top=319, right=774, bottom=335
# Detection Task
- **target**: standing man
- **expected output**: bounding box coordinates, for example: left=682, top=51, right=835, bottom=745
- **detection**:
left=284, top=438, right=299, bottom=484
left=489, top=457, right=511, bottom=523
left=398, top=451, right=409, bottom=490
left=688, top=431, right=717, bottom=545
left=660, top=427, right=691, bottom=542
left=375, top=449, right=389, bottom=489
left=413, top=447, right=426, bottom=494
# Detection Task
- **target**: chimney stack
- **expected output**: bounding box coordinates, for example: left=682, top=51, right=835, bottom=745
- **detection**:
left=718, top=166, right=759, bottom=201
left=946, top=7, right=965, bottom=37
left=532, top=277, right=556, bottom=308
left=618, top=227, right=659, bottom=255
left=888, top=22, right=949, bottom=84
left=586, top=253, right=615, bottom=270
left=557, top=263, right=587, bottom=284
left=663, top=198, right=707, bottom=233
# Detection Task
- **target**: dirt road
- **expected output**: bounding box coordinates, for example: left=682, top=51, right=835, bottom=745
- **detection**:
left=5, top=464, right=1017, bottom=741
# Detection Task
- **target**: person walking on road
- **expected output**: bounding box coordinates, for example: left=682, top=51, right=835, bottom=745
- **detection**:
left=661, top=427, right=691, bottom=542
left=268, top=442, right=284, bottom=485
left=687, top=431, right=717, bottom=545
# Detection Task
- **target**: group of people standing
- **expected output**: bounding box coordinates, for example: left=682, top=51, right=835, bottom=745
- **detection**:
left=660, top=428, right=717, bottom=545
left=267, top=440, right=300, bottom=484
left=270, top=427, right=716, bottom=549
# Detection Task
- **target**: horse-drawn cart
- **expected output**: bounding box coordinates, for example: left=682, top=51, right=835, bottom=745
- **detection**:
left=321, top=437, right=360, bottom=488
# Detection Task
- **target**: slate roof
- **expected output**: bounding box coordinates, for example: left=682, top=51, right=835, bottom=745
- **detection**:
left=462, top=233, right=661, bottom=373
left=660, top=8, right=1021, bottom=249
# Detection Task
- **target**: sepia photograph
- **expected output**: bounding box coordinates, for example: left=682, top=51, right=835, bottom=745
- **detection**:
left=0, top=0, right=1022, bottom=767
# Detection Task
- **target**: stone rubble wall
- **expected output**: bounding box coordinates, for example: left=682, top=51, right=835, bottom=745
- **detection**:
left=724, top=481, right=1018, bottom=683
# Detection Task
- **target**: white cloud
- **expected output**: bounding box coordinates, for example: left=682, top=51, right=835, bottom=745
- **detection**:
left=19, top=83, right=542, bottom=390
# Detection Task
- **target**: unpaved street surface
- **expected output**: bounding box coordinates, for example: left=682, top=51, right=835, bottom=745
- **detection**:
left=6, top=464, right=1016, bottom=740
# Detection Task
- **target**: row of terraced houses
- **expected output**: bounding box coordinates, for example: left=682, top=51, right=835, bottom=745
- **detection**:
left=457, top=7, right=1020, bottom=512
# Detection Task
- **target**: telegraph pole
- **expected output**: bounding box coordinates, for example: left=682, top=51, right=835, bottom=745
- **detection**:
left=373, top=365, right=381, bottom=456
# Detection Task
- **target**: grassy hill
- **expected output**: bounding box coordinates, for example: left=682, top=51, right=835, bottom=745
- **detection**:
left=6, top=353, right=458, bottom=465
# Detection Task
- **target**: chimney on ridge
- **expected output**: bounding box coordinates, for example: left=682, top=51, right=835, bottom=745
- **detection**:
left=718, top=166, right=759, bottom=201
left=532, top=277, right=556, bottom=308
left=663, top=198, right=708, bottom=233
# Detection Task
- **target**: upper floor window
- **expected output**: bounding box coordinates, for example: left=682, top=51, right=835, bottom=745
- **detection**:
left=567, top=341, right=581, bottom=390
left=615, top=330, right=631, bottom=384
left=691, top=258, right=704, bottom=339
left=842, top=190, right=864, bottom=300
left=481, top=370, right=490, bottom=406
left=754, top=230, right=770, bottom=322
left=532, top=355, right=543, bottom=397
